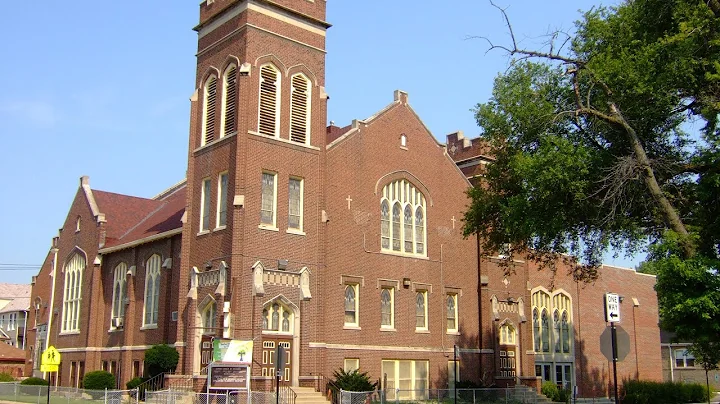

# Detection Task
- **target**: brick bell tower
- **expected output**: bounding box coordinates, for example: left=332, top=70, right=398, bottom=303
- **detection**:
left=179, top=0, right=330, bottom=386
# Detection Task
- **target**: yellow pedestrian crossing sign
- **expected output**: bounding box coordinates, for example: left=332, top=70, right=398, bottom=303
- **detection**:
left=41, top=346, right=61, bottom=371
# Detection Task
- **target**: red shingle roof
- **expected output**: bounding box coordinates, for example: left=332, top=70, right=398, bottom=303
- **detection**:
left=93, top=182, right=186, bottom=249
left=0, top=342, right=25, bottom=362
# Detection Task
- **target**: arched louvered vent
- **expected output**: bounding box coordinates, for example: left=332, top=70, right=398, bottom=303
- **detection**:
left=290, top=74, right=310, bottom=144
left=259, top=64, right=279, bottom=137
left=222, top=66, right=237, bottom=137
left=203, top=76, right=218, bottom=145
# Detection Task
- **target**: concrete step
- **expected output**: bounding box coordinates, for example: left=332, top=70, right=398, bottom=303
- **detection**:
left=292, top=387, right=330, bottom=404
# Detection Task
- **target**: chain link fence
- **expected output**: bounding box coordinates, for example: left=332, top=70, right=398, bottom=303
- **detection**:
left=0, top=383, right=139, bottom=404
left=339, top=388, right=538, bottom=404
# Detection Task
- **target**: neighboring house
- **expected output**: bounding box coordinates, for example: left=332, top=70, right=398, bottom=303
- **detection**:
left=26, top=0, right=663, bottom=398
left=0, top=342, right=28, bottom=379
left=0, top=284, right=30, bottom=351
left=660, top=331, right=720, bottom=390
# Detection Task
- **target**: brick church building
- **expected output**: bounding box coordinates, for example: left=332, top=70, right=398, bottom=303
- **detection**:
left=26, top=0, right=663, bottom=399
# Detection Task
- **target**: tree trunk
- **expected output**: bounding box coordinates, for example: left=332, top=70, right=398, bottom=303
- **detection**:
left=610, top=103, right=695, bottom=258
left=706, top=369, right=710, bottom=404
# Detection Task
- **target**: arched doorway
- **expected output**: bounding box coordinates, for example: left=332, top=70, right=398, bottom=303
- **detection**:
left=260, top=295, right=300, bottom=386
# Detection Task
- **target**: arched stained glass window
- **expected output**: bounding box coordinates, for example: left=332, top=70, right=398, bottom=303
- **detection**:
left=533, top=308, right=540, bottom=352
left=344, top=285, right=358, bottom=326
left=541, top=309, right=550, bottom=352
left=392, top=203, right=401, bottom=251
left=380, top=179, right=427, bottom=256
left=381, top=201, right=390, bottom=249
left=561, top=311, right=570, bottom=353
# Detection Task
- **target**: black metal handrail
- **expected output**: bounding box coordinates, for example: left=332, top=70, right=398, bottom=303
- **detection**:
left=314, top=375, right=340, bottom=404
left=279, top=383, right=296, bottom=404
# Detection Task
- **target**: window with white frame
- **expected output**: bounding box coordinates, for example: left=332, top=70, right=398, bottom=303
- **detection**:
left=260, top=172, right=277, bottom=227
left=262, top=301, right=294, bottom=334
left=415, top=290, right=428, bottom=331
left=380, top=287, right=394, bottom=329
left=258, top=64, right=280, bottom=137
left=202, top=300, right=217, bottom=335
left=344, top=284, right=359, bottom=327
left=288, top=177, right=303, bottom=231
left=532, top=290, right=572, bottom=354
left=344, top=358, right=359, bottom=373
left=220, top=64, right=237, bottom=137
left=290, top=73, right=311, bottom=144
left=552, top=293, right=572, bottom=353
left=500, top=323, right=516, bottom=344
left=675, top=349, right=696, bottom=367
left=380, top=179, right=427, bottom=256
left=111, top=263, right=127, bottom=325
left=382, top=360, right=429, bottom=401
left=446, top=293, right=458, bottom=333
left=201, top=75, right=218, bottom=146
left=143, top=255, right=162, bottom=327
left=217, top=172, right=228, bottom=228
left=61, top=253, right=85, bottom=332
left=200, top=178, right=211, bottom=232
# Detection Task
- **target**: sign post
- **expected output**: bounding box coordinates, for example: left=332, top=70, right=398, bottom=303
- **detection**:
left=41, top=346, right=61, bottom=404
left=605, top=293, right=621, bottom=404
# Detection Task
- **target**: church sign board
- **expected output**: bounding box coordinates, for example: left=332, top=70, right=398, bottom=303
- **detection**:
left=208, top=363, right=249, bottom=390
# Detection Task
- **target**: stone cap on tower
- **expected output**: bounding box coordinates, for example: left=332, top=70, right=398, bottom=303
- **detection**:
left=197, top=0, right=329, bottom=30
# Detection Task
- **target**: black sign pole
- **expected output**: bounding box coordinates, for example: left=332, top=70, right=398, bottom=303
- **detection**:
left=611, top=322, right=619, bottom=404
left=46, top=371, right=51, bottom=404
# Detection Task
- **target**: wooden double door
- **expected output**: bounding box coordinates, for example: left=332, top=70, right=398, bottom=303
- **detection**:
left=261, top=336, right=292, bottom=382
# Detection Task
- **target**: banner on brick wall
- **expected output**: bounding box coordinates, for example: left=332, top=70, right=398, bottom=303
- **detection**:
left=212, top=339, right=253, bottom=364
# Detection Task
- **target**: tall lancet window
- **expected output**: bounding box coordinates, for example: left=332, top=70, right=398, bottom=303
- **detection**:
left=380, top=179, right=427, bottom=256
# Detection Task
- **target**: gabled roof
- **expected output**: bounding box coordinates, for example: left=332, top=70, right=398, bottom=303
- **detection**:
left=88, top=180, right=187, bottom=251
left=0, top=284, right=30, bottom=300
left=0, top=298, right=29, bottom=314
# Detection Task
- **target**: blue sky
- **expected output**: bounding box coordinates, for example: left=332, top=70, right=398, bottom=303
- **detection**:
left=0, top=0, right=630, bottom=284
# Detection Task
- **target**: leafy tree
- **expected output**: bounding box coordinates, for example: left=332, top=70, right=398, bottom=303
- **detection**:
left=83, top=370, right=116, bottom=390
left=689, top=341, right=720, bottom=404
left=466, top=0, right=719, bottom=268
left=332, top=368, right=378, bottom=392
left=144, top=344, right=179, bottom=378
left=464, top=0, right=720, bottom=340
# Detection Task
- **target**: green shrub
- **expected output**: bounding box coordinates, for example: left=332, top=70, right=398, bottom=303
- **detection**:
left=0, top=373, right=15, bottom=382
left=20, top=377, right=48, bottom=386
left=126, top=377, right=145, bottom=390
left=541, top=381, right=559, bottom=400
left=83, top=370, right=116, bottom=391
left=622, top=379, right=710, bottom=404
left=332, top=368, right=378, bottom=391
left=126, top=377, right=147, bottom=400
left=144, top=344, right=179, bottom=378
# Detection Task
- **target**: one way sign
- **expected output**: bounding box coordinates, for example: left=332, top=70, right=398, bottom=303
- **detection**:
left=605, top=293, right=621, bottom=323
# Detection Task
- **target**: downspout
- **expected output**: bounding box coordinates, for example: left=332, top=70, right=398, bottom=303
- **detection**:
left=669, top=345, right=674, bottom=382
left=45, top=246, right=59, bottom=385
left=47, top=247, right=59, bottom=347
left=22, top=310, right=27, bottom=349
left=476, top=234, right=484, bottom=381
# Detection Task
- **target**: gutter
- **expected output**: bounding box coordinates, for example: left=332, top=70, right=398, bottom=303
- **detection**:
left=98, top=228, right=183, bottom=254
